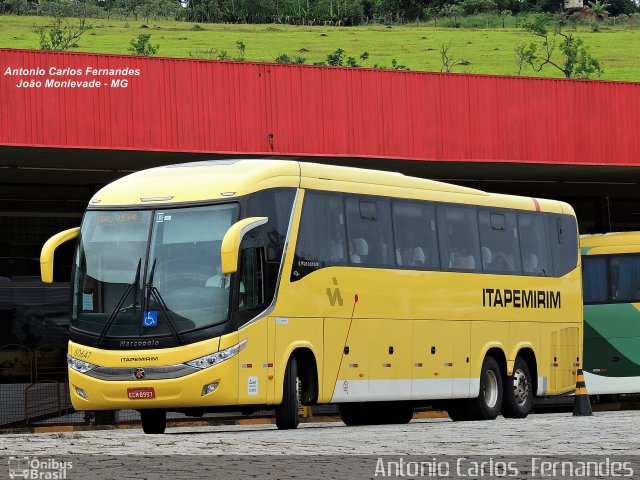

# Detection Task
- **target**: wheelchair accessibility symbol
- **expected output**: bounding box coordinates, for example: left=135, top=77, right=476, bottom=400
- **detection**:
left=142, top=311, right=158, bottom=327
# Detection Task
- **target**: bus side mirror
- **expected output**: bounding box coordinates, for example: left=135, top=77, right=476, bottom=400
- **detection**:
left=220, top=217, right=268, bottom=275
left=40, top=227, right=80, bottom=283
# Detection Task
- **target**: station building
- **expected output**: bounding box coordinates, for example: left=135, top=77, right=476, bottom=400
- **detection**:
left=0, top=47, right=639, bottom=425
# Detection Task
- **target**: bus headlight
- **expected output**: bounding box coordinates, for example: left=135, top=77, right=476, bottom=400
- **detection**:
left=67, top=354, right=98, bottom=373
left=185, top=339, right=248, bottom=370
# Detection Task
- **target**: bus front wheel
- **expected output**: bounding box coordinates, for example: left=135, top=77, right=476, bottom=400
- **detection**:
left=501, top=356, right=533, bottom=419
left=385, top=403, right=414, bottom=424
left=275, top=356, right=300, bottom=430
left=140, top=409, right=166, bottom=434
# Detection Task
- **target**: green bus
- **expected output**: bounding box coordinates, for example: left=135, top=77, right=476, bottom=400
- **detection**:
left=581, top=232, right=640, bottom=395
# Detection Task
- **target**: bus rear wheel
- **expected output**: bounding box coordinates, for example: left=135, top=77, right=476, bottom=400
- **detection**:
left=447, top=357, right=503, bottom=422
left=275, top=356, right=300, bottom=430
left=338, top=404, right=368, bottom=426
left=446, top=400, right=472, bottom=422
left=471, top=356, right=503, bottom=420
left=501, top=356, right=533, bottom=419
left=450, top=356, right=503, bottom=421
left=140, top=409, right=166, bottom=434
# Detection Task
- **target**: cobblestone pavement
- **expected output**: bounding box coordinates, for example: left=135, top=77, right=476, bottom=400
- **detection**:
left=1, top=411, right=639, bottom=456
left=1, top=412, right=639, bottom=479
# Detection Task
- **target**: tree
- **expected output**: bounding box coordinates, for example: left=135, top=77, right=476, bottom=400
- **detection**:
left=128, top=34, right=159, bottom=56
left=515, top=42, right=536, bottom=75
left=604, top=0, right=639, bottom=16
left=439, top=4, right=464, bottom=27
left=516, top=14, right=603, bottom=78
left=6, top=0, right=28, bottom=15
left=458, top=0, right=498, bottom=15
left=499, top=9, right=513, bottom=27
left=140, top=0, right=179, bottom=22
left=124, top=0, right=144, bottom=20
left=372, top=0, right=423, bottom=22
left=586, top=0, right=610, bottom=20
left=36, top=17, right=92, bottom=51
left=586, top=0, right=610, bottom=31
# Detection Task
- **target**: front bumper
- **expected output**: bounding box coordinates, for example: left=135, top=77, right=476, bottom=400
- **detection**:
left=68, top=358, right=239, bottom=410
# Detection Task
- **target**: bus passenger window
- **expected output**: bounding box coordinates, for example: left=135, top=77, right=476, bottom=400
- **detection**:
left=548, top=214, right=578, bottom=277
left=518, top=213, right=552, bottom=277
left=610, top=255, right=640, bottom=302
left=246, top=188, right=296, bottom=263
left=295, top=192, right=347, bottom=266
left=437, top=206, right=480, bottom=271
left=349, top=238, right=368, bottom=264
left=479, top=210, right=521, bottom=274
left=391, top=201, right=439, bottom=270
left=582, top=256, right=608, bottom=304
left=345, top=196, right=394, bottom=267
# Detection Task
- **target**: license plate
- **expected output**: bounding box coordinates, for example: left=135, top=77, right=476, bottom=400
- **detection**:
left=127, top=387, right=155, bottom=399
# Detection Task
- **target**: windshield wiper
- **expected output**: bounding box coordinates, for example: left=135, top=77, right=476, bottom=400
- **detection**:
left=144, top=258, right=184, bottom=345
left=96, top=258, right=142, bottom=347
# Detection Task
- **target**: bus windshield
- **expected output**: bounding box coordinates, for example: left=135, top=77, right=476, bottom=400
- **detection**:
left=72, top=204, right=239, bottom=338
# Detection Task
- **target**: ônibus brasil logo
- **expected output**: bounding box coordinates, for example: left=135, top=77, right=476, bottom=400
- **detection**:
left=8, top=457, right=72, bottom=479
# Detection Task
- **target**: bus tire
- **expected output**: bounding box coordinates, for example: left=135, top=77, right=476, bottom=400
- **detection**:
left=468, top=356, right=503, bottom=420
left=446, top=400, right=472, bottom=422
left=339, top=404, right=366, bottom=426
left=275, top=356, right=300, bottom=430
left=140, top=409, right=166, bottom=434
left=386, top=403, right=414, bottom=424
left=340, top=402, right=413, bottom=426
left=501, top=356, right=533, bottom=419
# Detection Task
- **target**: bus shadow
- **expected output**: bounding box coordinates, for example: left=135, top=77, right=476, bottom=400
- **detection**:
left=166, top=418, right=448, bottom=435
left=167, top=421, right=353, bottom=435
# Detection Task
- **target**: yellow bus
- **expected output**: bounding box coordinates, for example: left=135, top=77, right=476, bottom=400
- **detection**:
left=581, top=232, right=640, bottom=395
left=41, top=160, right=582, bottom=433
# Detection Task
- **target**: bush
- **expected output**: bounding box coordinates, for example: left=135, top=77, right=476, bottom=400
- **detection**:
left=274, top=54, right=307, bottom=64
left=128, top=34, right=158, bottom=56
left=36, top=17, right=91, bottom=51
left=459, top=0, right=498, bottom=15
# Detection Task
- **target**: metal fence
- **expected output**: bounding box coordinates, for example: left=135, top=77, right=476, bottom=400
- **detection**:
left=1, top=343, right=71, bottom=428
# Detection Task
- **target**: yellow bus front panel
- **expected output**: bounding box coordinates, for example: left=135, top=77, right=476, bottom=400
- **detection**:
left=69, top=357, right=239, bottom=411
left=67, top=335, right=243, bottom=410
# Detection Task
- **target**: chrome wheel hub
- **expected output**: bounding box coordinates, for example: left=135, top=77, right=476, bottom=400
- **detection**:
left=483, top=370, right=499, bottom=408
left=512, top=368, right=529, bottom=406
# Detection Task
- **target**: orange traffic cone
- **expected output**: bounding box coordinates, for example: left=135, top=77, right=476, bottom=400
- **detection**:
left=573, top=369, right=592, bottom=416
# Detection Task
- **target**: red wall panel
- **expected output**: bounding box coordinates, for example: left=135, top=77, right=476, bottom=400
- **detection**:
left=1, top=48, right=639, bottom=166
